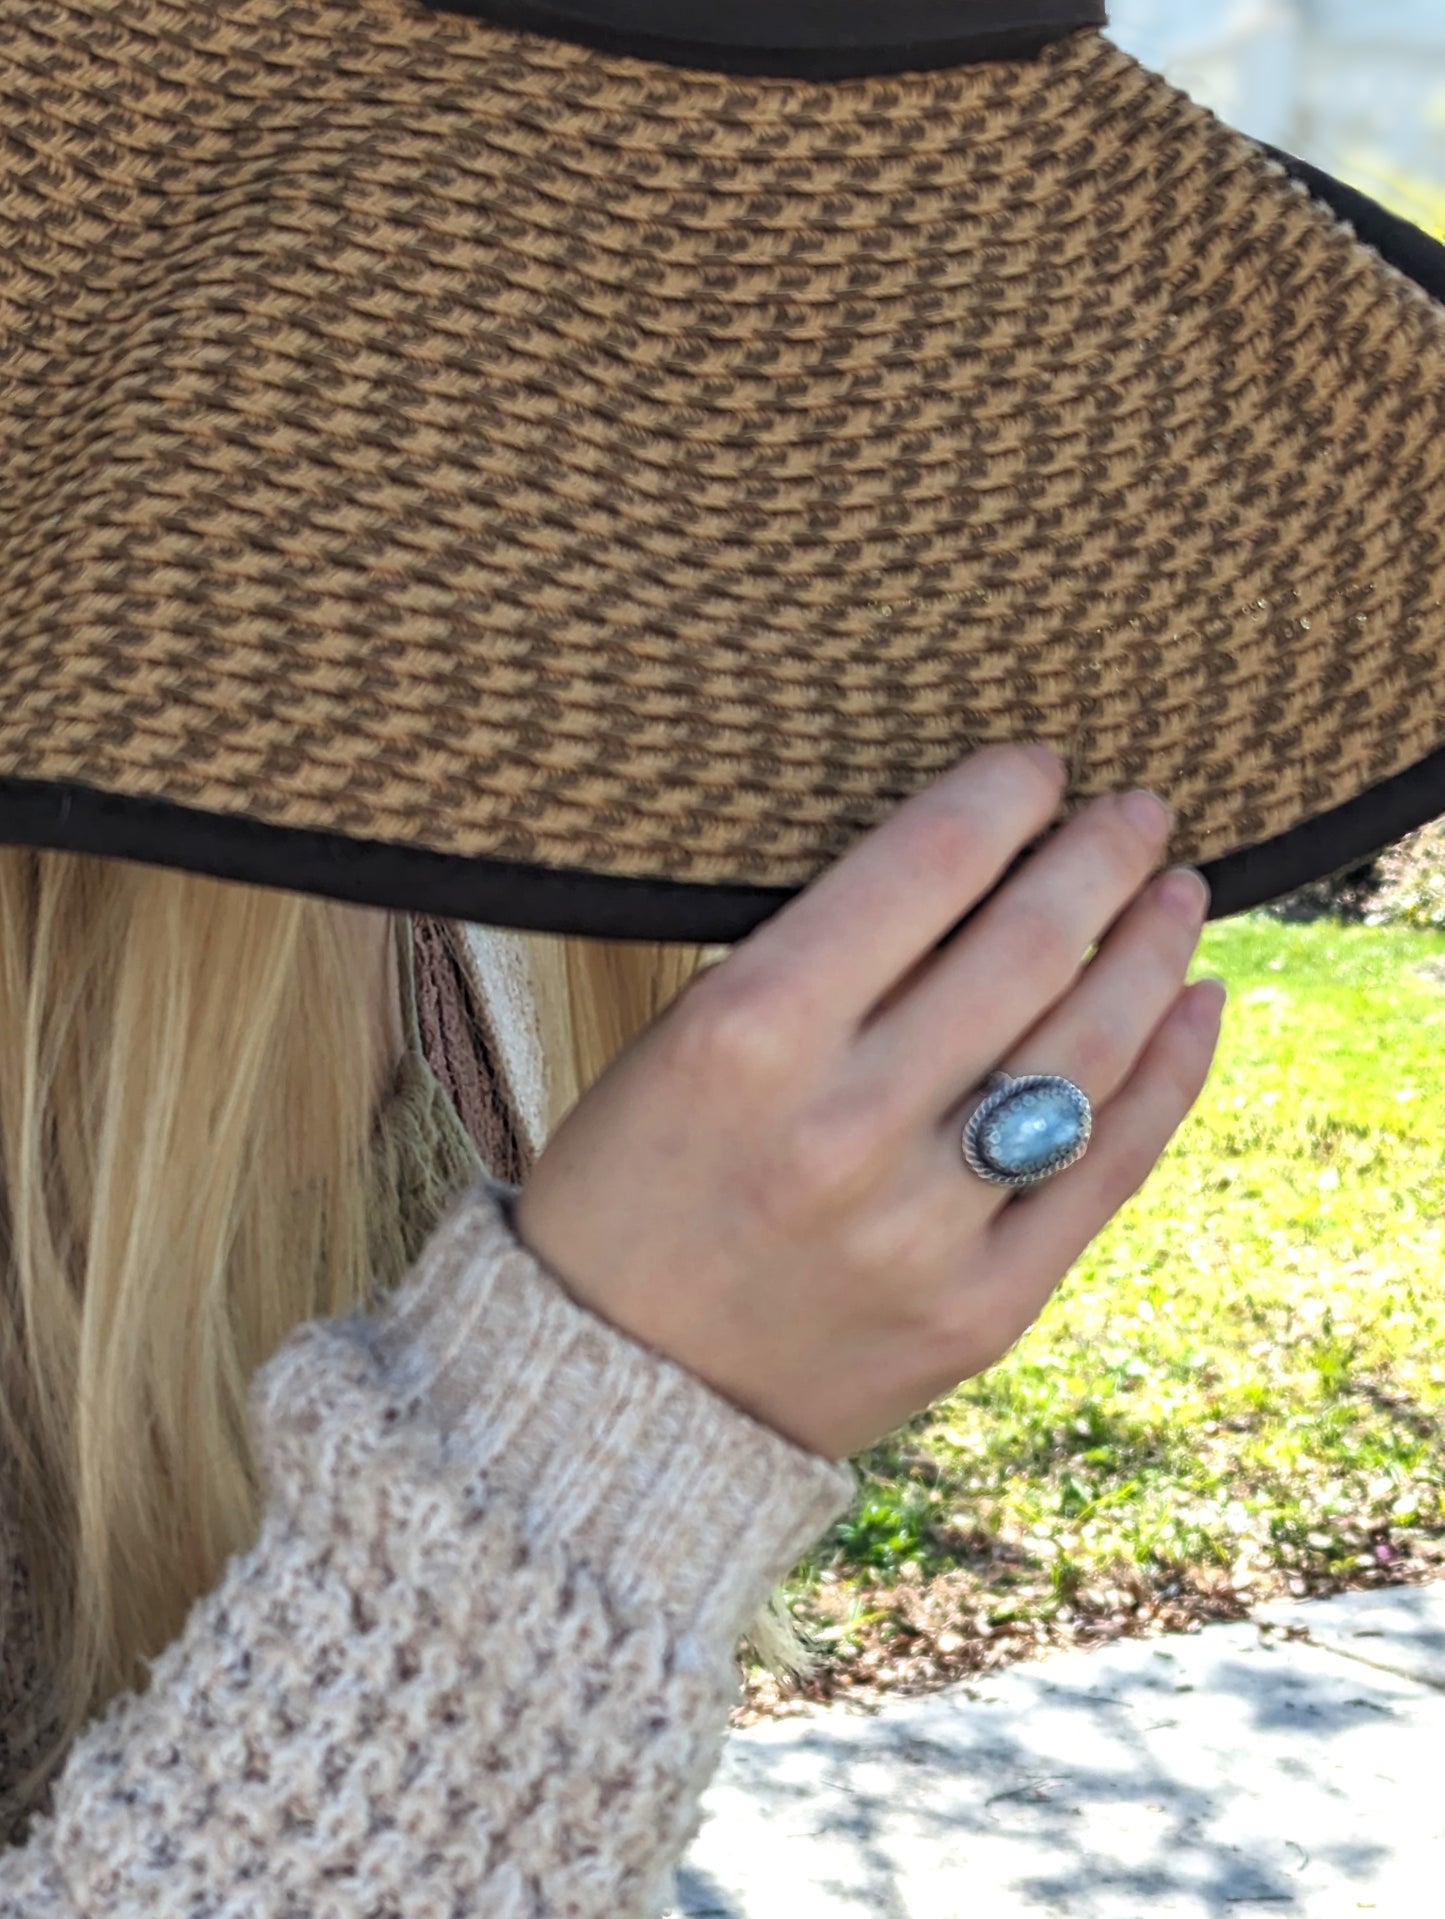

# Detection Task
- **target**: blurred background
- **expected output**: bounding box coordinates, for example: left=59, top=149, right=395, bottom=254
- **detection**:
left=1107, top=0, right=1445, bottom=230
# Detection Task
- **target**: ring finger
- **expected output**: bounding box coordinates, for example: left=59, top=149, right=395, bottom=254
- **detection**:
left=937, top=860, right=1211, bottom=1206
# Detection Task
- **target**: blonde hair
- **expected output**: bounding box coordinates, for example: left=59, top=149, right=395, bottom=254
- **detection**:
left=0, top=850, right=811, bottom=1837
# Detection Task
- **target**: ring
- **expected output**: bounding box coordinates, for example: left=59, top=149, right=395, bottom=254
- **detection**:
left=961, top=1070, right=1093, bottom=1190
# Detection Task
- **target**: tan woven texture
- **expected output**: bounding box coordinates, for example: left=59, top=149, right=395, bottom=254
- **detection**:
left=1, top=0, right=1442, bottom=889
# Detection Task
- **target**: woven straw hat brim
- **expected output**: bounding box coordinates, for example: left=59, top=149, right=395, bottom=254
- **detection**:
left=2, top=2, right=1443, bottom=943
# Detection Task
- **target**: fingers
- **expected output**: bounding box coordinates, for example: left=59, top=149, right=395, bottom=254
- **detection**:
left=850, top=780, right=1176, bottom=1129
left=714, top=743, right=1069, bottom=1047
left=941, top=859, right=1209, bottom=1156
left=970, top=976, right=1226, bottom=1345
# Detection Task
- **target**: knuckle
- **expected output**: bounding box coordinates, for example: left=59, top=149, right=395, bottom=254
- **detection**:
left=981, top=741, right=1067, bottom=810
left=847, top=1194, right=943, bottom=1281
left=1149, top=989, right=1209, bottom=1082
left=1068, top=1019, right=1124, bottom=1093
left=909, top=799, right=994, bottom=890
left=1103, top=795, right=1164, bottom=873
left=671, top=965, right=804, bottom=1082
left=738, top=1154, right=810, bottom=1239
left=1167, top=1010, right=1216, bottom=1101
left=1085, top=1009, right=1206, bottom=1218
left=922, top=1296, right=991, bottom=1386
left=776, top=1091, right=887, bottom=1214
left=1100, top=1121, right=1164, bottom=1215
left=996, top=896, right=1077, bottom=984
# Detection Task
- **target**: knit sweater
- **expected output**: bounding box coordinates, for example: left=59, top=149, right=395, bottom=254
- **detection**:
left=0, top=920, right=856, bottom=1914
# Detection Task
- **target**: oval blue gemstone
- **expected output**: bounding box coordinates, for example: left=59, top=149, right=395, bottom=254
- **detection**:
left=980, top=1085, right=1085, bottom=1177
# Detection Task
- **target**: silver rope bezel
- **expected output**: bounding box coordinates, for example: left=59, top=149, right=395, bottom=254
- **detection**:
left=961, top=1071, right=1093, bottom=1189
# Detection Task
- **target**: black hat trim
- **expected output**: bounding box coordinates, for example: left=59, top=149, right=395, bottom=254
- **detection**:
left=0, top=145, right=1442, bottom=939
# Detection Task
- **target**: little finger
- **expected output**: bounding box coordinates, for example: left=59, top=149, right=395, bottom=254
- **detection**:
left=970, top=977, right=1227, bottom=1353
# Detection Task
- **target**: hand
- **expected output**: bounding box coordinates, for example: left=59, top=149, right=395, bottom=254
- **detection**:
left=512, top=743, right=1224, bottom=1460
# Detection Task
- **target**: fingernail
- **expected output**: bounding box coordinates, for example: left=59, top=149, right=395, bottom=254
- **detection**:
left=1120, top=788, right=1172, bottom=840
left=1160, top=865, right=1210, bottom=917
left=1023, top=744, right=1066, bottom=781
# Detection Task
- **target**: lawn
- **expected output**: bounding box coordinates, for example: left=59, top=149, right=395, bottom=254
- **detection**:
left=743, top=911, right=1445, bottom=1717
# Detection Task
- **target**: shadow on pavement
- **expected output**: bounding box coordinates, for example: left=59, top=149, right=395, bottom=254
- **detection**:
left=674, top=1635, right=1405, bottom=1916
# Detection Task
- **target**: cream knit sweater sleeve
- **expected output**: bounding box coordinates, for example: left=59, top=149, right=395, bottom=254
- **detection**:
left=0, top=1176, right=855, bottom=1917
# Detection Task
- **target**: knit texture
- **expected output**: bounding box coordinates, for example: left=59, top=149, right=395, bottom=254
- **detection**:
left=0, top=1178, right=852, bottom=1914
left=0, top=923, right=855, bottom=1908
left=0, top=917, right=539, bottom=1853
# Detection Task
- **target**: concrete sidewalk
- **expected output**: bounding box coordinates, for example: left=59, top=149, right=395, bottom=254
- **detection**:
left=666, top=1588, right=1445, bottom=1918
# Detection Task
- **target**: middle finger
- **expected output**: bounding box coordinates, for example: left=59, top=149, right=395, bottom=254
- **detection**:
left=850, top=788, right=1175, bottom=1130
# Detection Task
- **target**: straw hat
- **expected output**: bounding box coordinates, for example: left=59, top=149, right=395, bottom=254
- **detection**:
left=2, top=0, right=1442, bottom=945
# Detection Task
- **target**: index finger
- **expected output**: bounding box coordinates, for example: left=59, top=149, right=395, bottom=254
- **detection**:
left=728, top=742, right=1069, bottom=1039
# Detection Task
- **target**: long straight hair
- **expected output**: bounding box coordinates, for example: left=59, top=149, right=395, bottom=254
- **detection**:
left=0, top=850, right=811, bottom=1840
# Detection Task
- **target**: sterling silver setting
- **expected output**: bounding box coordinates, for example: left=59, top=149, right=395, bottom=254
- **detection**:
left=960, top=1070, right=1093, bottom=1190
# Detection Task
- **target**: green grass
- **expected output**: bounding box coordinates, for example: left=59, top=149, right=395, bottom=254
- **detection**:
left=752, top=914, right=1445, bottom=1705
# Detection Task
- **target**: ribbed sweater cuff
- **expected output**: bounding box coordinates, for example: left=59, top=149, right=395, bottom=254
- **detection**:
left=363, top=1177, right=855, bottom=1643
